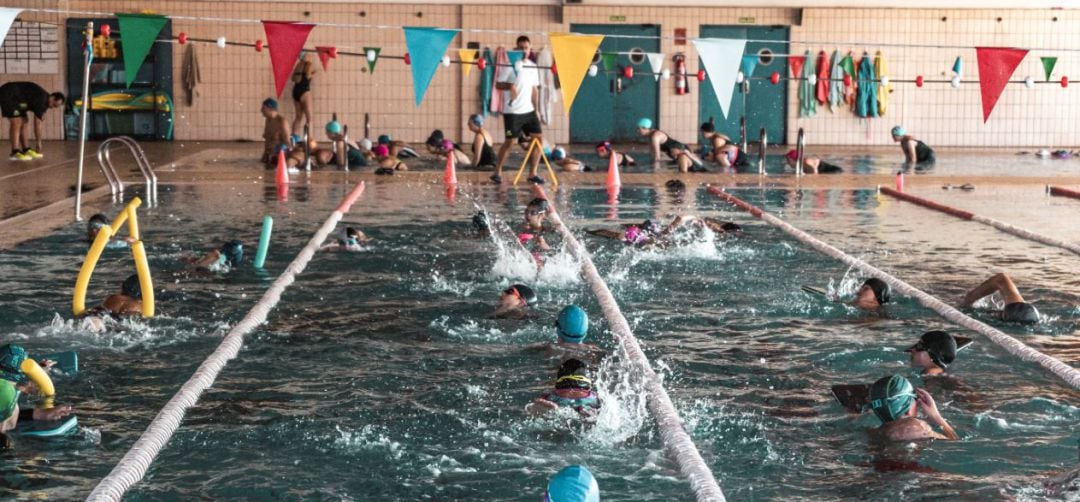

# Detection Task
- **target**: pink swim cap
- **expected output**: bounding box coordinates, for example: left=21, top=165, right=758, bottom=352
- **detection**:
left=518, top=233, right=536, bottom=246
left=624, top=226, right=646, bottom=245
left=373, top=144, right=389, bottom=157
left=786, top=149, right=799, bottom=162
left=441, top=139, right=454, bottom=152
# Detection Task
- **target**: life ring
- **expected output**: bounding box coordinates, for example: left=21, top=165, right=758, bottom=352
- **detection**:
left=73, top=197, right=154, bottom=318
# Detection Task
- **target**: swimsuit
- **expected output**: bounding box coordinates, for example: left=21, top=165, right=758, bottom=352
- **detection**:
left=477, top=137, right=497, bottom=167
left=542, top=391, right=600, bottom=412
left=817, top=161, right=843, bottom=173
left=659, top=136, right=688, bottom=159
left=914, top=140, right=935, bottom=163
left=292, top=72, right=312, bottom=102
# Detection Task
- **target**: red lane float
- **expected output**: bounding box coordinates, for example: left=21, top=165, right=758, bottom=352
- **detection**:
left=1048, top=185, right=1080, bottom=200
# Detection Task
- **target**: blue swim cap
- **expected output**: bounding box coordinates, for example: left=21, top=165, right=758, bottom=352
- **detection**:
left=0, top=344, right=28, bottom=384
left=377, top=134, right=391, bottom=145
left=546, top=465, right=600, bottom=502
left=868, top=375, right=915, bottom=423
left=469, top=114, right=484, bottom=127
left=122, top=274, right=142, bottom=300
left=556, top=305, right=589, bottom=343
left=551, top=147, right=566, bottom=161
left=326, top=120, right=343, bottom=135
left=262, top=98, right=278, bottom=110
left=637, top=117, right=653, bottom=129
left=220, top=240, right=244, bottom=267
left=890, top=125, right=905, bottom=137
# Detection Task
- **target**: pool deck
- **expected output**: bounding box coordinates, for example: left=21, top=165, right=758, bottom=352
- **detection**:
left=1, top=140, right=1078, bottom=249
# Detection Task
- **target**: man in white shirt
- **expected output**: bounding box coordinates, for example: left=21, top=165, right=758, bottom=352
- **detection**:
left=492, top=36, right=544, bottom=184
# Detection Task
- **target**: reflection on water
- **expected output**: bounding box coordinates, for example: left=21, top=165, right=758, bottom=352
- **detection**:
left=0, top=180, right=1076, bottom=499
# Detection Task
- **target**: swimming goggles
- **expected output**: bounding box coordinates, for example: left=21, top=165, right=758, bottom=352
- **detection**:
left=504, top=287, right=527, bottom=307
left=868, top=391, right=916, bottom=418
left=556, top=374, right=592, bottom=387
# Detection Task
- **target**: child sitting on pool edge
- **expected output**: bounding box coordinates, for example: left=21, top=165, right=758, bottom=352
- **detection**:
left=373, top=145, right=408, bottom=175
left=527, top=358, right=601, bottom=419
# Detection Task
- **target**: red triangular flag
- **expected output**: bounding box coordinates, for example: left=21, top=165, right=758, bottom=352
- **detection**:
left=975, top=47, right=1028, bottom=122
left=315, top=46, right=336, bottom=71
left=789, top=56, right=805, bottom=79
left=262, top=20, right=316, bottom=98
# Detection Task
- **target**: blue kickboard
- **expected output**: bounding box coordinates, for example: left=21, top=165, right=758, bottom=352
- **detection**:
left=11, top=415, right=78, bottom=437
left=35, top=351, right=78, bottom=377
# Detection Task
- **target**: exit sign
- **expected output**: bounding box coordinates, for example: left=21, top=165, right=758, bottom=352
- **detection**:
left=609, top=15, right=626, bottom=22
left=738, top=16, right=755, bottom=24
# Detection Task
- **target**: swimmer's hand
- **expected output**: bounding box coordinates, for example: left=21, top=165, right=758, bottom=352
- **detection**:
left=525, top=398, right=558, bottom=416
left=33, top=405, right=73, bottom=421
left=915, top=388, right=958, bottom=439
left=37, top=359, right=56, bottom=370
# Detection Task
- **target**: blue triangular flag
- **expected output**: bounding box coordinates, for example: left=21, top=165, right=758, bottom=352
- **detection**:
left=952, top=56, right=963, bottom=76
left=507, top=50, right=525, bottom=75
left=741, top=54, right=759, bottom=79
left=403, top=26, right=459, bottom=106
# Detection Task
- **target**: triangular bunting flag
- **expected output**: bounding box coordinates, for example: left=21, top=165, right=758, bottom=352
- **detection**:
left=975, top=47, right=1028, bottom=122
left=788, top=55, right=805, bottom=79
left=262, top=21, right=316, bottom=98
left=840, top=53, right=855, bottom=77
left=692, top=38, right=747, bottom=119
left=741, top=55, right=758, bottom=79
left=0, top=8, right=21, bottom=48
left=507, top=50, right=524, bottom=75
left=548, top=32, right=605, bottom=114
left=116, top=13, right=168, bottom=88
left=458, top=48, right=478, bottom=77
left=364, top=47, right=380, bottom=73
left=600, top=53, right=617, bottom=74
left=952, top=56, right=963, bottom=75
left=402, top=26, right=459, bottom=106
left=645, top=52, right=664, bottom=81
left=1041, top=56, right=1058, bottom=81
left=315, top=46, right=336, bottom=71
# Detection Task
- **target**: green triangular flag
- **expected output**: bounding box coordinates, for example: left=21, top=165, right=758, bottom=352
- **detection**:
left=840, top=53, right=855, bottom=77
left=116, top=13, right=168, bottom=88
left=600, top=53, right=616, bottom=74
left=1041, top=56, right=1058, bottom=81
left=364, top=47, right=380, bottom=73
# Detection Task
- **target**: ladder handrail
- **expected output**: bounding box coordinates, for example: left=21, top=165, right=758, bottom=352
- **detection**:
left=95, top=140, right=123, bottom=198
left=758, top=127, right=768, bottom=175
left=96, top=136, right=158, bottom=206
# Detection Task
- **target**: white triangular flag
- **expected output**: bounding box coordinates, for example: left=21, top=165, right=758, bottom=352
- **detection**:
left=646, top=52, right=664, bottom=82
left=0, top=8, right=22, bottom=48
left=692, top=38, right=747, bottom=119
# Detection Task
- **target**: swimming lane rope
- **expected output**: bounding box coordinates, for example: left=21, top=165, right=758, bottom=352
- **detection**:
left=879, top=187, right=1080, bottom=257
left=707, top=186, right=1080, bottom=390
left=541, top=190, right=727, bottom=502
left=85, top=182, right=366, bottom=502
left=1048, top=185, right=1080, bottom=201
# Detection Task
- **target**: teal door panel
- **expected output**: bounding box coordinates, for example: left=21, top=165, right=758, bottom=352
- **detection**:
left=569, top=24, right=659, bottom=143
left=698, top=25, right=788, bottom=145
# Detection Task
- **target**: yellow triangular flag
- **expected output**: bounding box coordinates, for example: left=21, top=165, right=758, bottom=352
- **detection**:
left=458, top=48, right=479, bottom=77
left=548, top=32, right=604, bottom=114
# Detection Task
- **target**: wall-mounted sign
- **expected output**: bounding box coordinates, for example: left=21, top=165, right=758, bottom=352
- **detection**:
left=609, top=15, right=626, bottom=22
left=738, top=16, right=756, bottom=24
left=674, top=28, right=687, bottom=45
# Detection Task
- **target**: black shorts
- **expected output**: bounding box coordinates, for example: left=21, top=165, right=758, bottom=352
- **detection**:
left=0, top=95, right=28, bottom=119
left=504, top=112, right=541, bottom=140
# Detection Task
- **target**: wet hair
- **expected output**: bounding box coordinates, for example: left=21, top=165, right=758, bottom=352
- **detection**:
left=345, top=227, right=361, bottom=239
left=88, top=213, right=108, bottom=230
left=640, top=219, right=662, bottom=236
left=555, top=358, right=591, bottom=390
left=862, top=278, right=891, bottom=305
left=700, top=121, right=715, bottom=133
left=720, top=222, right=742, bottom=232
left=516, top=35, right=531, bottom=46
left=472, top=211, right=490, bottom=232
left=526, top=198, right=549, bottom=214
left=665, top=179, right=686, bottom=191
left=49, top=92, right=65, bottom=104
left=595, top=141, right=611, bottom=153
left=220, top=240, right=244, bottom=267
left=122, top=274, right=142, bottom=300
left=426, top=129, right=444, bottom=147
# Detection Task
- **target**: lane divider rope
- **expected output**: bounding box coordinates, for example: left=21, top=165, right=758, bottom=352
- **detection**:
left=86, top=182, right=366, bottom=502
left=542, top=190, right=727, bottom=502
left=708, top=186, right=1080, bottom=390
left=879, top=186, right=1080, bottom=257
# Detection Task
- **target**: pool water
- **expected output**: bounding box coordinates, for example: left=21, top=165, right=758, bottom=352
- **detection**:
left=0, top=176, right=1077, bottom=500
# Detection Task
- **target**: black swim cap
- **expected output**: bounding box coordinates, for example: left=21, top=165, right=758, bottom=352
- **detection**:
left=641, top=219, right=662, bottom=235
left=526, top=198, right=549, bottom=213
left=220, top=240, right=244, bottom=267
left=426, top=129, right=444, bottom=147
left=721, top=222, right=742, bottom=232
left=555, top=358, right=591, bottom=390
left=1002, top=302, right=1040, bottom=324
left=862, top=278, right=891, bottom=305
left=346, top=227, right=360, bottom=239
left=472, top=211, right=489, bottom=231
left=506, top=284, right=537, bottom=306
left=122, top=274, right=142, bottom=300
left=665, top=179, right=686, bottom=191
left=905, top=330, right=957, bottom=369
left=700, top=121, right=715, bottom=133
left=88, top=213, right=109, bottom=229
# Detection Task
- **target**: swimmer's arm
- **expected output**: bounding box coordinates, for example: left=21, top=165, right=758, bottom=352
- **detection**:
left=526, top=397, right=558, bottom=416
left=902, top=139, right=917, bottom=163
left=916, top=388, right=959, bottom=440
left=622, top=152, right=635, bottom=165
left=32, top=404, right=72, bottom=421
left=192, top=250, right=221, bottom=268
left=586, top=229, right=623, bottom=240
left=650, top=134, right=662, bottom=163
left=33, top=116, right=44, bottom=150
left=0, top=405, right=17, bottom=432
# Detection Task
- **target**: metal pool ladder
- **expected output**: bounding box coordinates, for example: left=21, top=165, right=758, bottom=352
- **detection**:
left=96, top=136, right=158, bottom=206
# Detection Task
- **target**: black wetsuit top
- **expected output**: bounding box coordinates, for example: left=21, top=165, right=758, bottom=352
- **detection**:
left=476, top=137, right=497, bottom=167
left=817, top=160, right=843, bottom=173
left=915, top=140, right=935, bottom=163
left=660, top=136, right=688, bottom=158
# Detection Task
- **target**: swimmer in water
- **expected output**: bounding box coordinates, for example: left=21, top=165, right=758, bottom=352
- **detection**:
left=377, top=134, right=417, bottom=159
left=184, top=239, right=244, bottom=272
left=595, top=141, right=635, bottom=169
left=637, top=118, right=705, bottom=172
left=784, top=149, right=843, bottom=174
left=546, top=465, right=601, bottom=502
left=526, top=358, right=601, bottom=419
left=587, top=215, right=740, bottom=247
left=851, top=278, right=891, bottom=311
left=518, top=198, right=554, bottom=266
left=373, top=144, right=408, bottom=175
left=0, top=344, right=72, bottom=435
left=891, top=125, right=935, bottom=165
left=491, top=284, right=537, bottom=320
left=867, top=374, right=958, bottom=441
left=960, top=272, right=1041, bottom=324
left=529, top=305, right=606, bottom=363
left=86, top=213, right=135, bottom=248
left=322, top=227, right=369, bottom=252
left=905, top=331, right=958, bottom=377
left=550, top=147, right=588, bottom=172
left=472, top=211, right=491, bottom=238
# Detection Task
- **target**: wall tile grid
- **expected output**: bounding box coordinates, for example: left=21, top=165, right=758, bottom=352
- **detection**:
left=1, top=3, right=1077, bottom=147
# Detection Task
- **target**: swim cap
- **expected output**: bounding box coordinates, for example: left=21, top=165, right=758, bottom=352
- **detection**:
left=890, top=126, right=905, bottom=137
left=441, top=139, right=454, bottom=152
left=862, top=278, right=891, bottom=305
left=665, top=179, right=686, bottom=191
left=122, top=274, right=142, bottom=300
left=361, top=138, right=373, bottom=150
left=325, top=120, right=342, bottom=135
left=426, top=129, right=444, bottom=147
left=640, top=219, right=662, bottom=236
left=1002, top=302, right=1041, bottom=324
left=527, top=198, right=549, bottom=214
left=556, top=305, right=589, bottom=343
left=636, top=118, right=653, bottom=130
left=546, top=465, right=600, bottom=502
left=468, top=114, right=484, bottom=127
left=551, top=147, right=566, bottom=161
left=0, top=381, right=15, bottom=421
left=262, top=98, right=278, bottom=110
left=88, top=213, right=108, bottom=230
left=905, top=330, right=957, bottom=369
left=595, top=141, right=611, bottom=153
left=700, top=121, right=715, bottom=133
left=506, top=284, right=537, bottom=306
left=472, top=211, right=489, bottom=232
left=377, top=134, right=391, bottom=145
left=623, top=225, right=647, bottom=245
left=868, top=375, right=916, bottom=423
left=373, top=144, right=390, bottom=157
left=0, top=344, right=28, bottom=384
left=786, top=149, right=799, bottom=162
left=555, top=358, right=591, bottom=390
left=220, top=240, right=244, bottom=267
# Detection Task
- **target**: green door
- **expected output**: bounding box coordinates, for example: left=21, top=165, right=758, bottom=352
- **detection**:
left=698, top=25, right=788, bottom=145
left=569, top=24, right=660, bottom=143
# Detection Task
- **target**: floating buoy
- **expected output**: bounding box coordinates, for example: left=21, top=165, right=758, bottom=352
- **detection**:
left=770, top=71, right=780, bottom=85
left=404, top=53, right=410, bottom=65
left=366, top=49, right=377, bottom=62
left=915, top=75, right=924, bottom=87
left=477, top=58, right=486, bottom=70
left=1062, top=76, right=1069, bottom=88
left=697, top=69, right=706, bottom=82
left=661, top=68, right=671, bottom=80
left=441, top=55, right=450, bottom=67
left=623, top=66, right=633, bottom=79
left=513, top=60, right=524, bottom=73
left=950, top=75, right=961, bottom=88
left=588, top=64, right=598, bottom=77
left=551, top=61, right=557, bottom=75
left=216, top=37, right=227, bottom=49
left=881, top=75, right=890, bottom=86
left=735, top=71, right=744, bottom=84
left=178, top=32, right=187, bottom=45
left=1024, top=76, right=1034, bottom=89
left=808, top=74, right=817, bottom=86
left=255, top=39, right=263, bottom=52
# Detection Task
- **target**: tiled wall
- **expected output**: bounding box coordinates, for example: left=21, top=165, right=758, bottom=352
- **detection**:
left=2, top=2, right=1078, bottom=147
